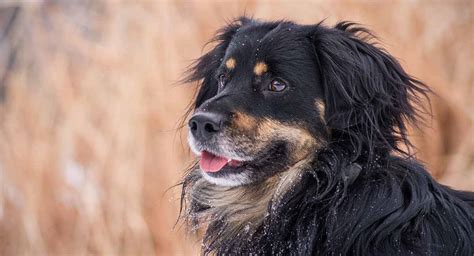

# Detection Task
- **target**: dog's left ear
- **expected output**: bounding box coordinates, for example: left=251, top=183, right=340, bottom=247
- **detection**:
left=184, top=17, right=252, bottom=109
left=310, top=22, right=429, bottom=157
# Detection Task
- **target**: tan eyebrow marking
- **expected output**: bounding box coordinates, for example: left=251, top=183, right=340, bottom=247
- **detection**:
left=225, top=58, right=236, bottom=70
left=253, top=62, right=268, bottom=76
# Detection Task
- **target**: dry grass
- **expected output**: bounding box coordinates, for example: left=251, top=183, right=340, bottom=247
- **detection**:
left=0, top=1, right=472, bottom=255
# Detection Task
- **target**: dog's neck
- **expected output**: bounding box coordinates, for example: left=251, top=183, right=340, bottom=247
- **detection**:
left=184, top=157, right=313, bottom=244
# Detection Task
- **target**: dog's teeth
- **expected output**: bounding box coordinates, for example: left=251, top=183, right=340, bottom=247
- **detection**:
left=227, top=159, right=231, bottom=163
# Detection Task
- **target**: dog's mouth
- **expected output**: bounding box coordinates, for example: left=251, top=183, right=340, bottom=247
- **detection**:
left=199, top=151, right=245, bottom=173
left=197, top=141, right=288, bottom=177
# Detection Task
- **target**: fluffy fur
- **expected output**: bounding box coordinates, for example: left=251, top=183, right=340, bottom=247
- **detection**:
left=179, top=17, right=474, bottom=255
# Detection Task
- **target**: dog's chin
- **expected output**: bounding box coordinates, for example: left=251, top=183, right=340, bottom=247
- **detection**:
left=201, top=170, right=252, bottom=187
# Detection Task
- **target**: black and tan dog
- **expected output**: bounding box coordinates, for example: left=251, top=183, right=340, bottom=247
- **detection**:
left=180, top=17, right=474, bottom=255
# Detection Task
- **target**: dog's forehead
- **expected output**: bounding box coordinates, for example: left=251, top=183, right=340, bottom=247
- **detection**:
left=222, top=23, right=310, bottom=75
left=231, top=22, right=279, bottom=47
left=223, top=25, right=273, bottom=71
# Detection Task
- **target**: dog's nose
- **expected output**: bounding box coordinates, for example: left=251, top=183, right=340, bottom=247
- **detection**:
left=189, top=112, right=224, bottom=140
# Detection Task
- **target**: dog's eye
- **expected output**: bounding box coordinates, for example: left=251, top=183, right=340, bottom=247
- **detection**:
left=218, top=74, right=227, bottom=88
left=269, top=78, right=287, bottom=92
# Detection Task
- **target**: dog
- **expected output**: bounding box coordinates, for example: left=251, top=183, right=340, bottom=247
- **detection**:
left=180, top=17, right=474, bottom=255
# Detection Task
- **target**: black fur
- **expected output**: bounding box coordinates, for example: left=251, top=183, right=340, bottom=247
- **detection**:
left=180, top=17, right=474, bottom=255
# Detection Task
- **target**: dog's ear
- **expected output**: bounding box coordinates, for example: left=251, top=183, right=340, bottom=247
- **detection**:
left=184, top=17, right=251, bottom=109
left=311, top=22, right=429, bottom=157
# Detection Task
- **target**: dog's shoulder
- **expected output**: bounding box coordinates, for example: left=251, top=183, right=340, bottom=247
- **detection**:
left=267, top=154, right=474, bottom=255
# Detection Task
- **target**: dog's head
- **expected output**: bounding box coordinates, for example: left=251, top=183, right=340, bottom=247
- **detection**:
left=185, top=17, right=428, bottom=187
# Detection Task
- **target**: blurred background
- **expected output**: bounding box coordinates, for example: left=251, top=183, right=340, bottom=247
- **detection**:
left=0, top=0, right=472, bottom=255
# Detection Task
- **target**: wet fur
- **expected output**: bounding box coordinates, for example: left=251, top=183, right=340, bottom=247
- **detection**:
left=180, top=17, right=474, bottom=255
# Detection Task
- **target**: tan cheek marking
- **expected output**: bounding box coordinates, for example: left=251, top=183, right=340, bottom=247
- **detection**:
left=253, top=62, right=268, bottom=76
left=232, top=112, right=257, bottom=131
left=231, top=114, right=320, bottom=158
left=257, top=118, right=318, bottom=160
left=315, top=99, right=326, bottom=123
left=225, top=58, right=236, bottom=70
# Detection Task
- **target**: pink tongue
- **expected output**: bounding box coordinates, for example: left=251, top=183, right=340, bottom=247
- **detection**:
left=200, top=151, right=229, bottom=173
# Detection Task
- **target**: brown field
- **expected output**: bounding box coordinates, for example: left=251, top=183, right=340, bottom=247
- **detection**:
left=0, top=1, right=472, bottom=255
